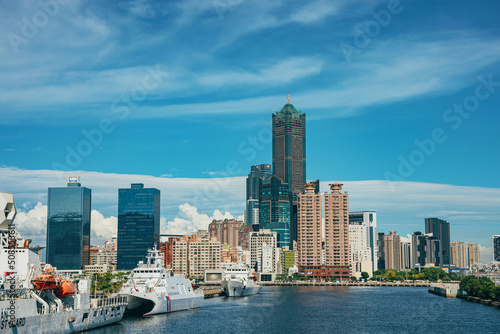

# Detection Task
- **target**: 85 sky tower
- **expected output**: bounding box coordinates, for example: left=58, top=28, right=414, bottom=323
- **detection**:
left=272, top=94, right=306, bottom=248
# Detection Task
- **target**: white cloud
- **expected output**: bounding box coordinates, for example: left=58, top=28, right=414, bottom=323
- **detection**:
left=91, top=210, right=117, bottom=243
left=2, top=167, right=500, bottom=247
left=12, top=200, right=118, bottom=247
left=196, top=57, right=323, bottom=88
left=479, top=245, right=493, bottom=262
left=163, top=203, right=236, bottom=235
left=14, top=202, right=47, bottom=245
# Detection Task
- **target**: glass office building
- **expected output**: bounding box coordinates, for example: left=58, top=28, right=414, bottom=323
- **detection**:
left=259, top=176, right=290, bottom=248
left=425, top=217, right=451, bottom=267
left=117, top=183, right=160, bottom=270
left=46, top=178, right=91, bottom=270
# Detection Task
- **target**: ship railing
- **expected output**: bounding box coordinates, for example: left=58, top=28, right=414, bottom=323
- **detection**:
left=0, top=288, right=32, bottom=301
left=90, top=295, right=128, bottom=308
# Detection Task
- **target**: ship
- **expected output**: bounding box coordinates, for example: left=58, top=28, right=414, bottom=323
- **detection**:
left=119, top=248, right=204, bottom=316
left=0, top=191, right=126, bottom=334
left=221, top=257, right=261, bottom=297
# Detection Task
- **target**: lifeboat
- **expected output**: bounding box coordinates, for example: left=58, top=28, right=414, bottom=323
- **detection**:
left=32, top=267, right=63, bottom=291
left=55, top=280, right=76, bottom=298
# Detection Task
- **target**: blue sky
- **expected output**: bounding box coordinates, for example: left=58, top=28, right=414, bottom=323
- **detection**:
left=1, top=0, right=499, bottom=256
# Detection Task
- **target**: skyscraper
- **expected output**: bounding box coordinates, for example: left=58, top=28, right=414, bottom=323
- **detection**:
left=297, top=183, right=322, bottom=272
left=377, top=232, right=385, bottom=270
left=384, top=231, right=401, bottom=271
left=259, top=176, right=290, bottom=248
left=411, top=231, right=427, bottom=268
left=349, top=211, right=378, bottom=272
left=425, top=218, right=451, bottom=266
left=324, top=182, right=350, bottom=278
left=494, top=235, right=500, bottom=262
left=467, top=242, right=480, bottom=267
left=47, top=177, right=91, bottom=270
left=246, top=164, right=272, bottom=201
left=272, top=95, right=306, bottom=247
left=401, top=241, right=411, bottom=270
left=451, top=241, right=467, bottom=268
left=244, top=198, right=259, bottom=227
left=245, top=164, right=272, bottom=226
left=117, top=183, right=160, bottom=270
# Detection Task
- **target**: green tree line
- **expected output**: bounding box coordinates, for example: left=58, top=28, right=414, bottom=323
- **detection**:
left=460, top=276, right=500, bottom=301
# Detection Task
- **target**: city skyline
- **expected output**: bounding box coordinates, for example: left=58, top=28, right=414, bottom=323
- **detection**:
left=0, top=1, right=499, bottom=260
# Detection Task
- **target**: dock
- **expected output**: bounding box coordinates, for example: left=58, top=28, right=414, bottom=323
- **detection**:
left=201, top=287, right=224, bottom=298
left=428, top=283, right=459, bottom=298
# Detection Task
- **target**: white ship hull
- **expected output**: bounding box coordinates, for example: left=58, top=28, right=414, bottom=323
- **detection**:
left=0, top=300, right=124, bottom=334
left=124, top=291, right=204, bottom=316
left=224, top=280, right=261, bottom=297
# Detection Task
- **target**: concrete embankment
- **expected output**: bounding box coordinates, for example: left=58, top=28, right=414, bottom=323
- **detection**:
left=428, top=284, right=459, bottom=298
left=457, top=295, right=500, bottom=309
left=259, top=282, right=430, bottom=287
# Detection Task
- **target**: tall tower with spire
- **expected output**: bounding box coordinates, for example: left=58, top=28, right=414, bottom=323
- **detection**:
left=272, top=94, right=306, bottom=248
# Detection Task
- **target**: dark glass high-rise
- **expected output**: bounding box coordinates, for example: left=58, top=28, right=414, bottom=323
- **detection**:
left=425, top=217, right=451, bottom=266
left=46, top=178, right=91, bottom=270
left=117, top=183, right=160, bottom=270
left=259, top=175, right=290, bottom=248
left=272, top=95, right=306, bottom=247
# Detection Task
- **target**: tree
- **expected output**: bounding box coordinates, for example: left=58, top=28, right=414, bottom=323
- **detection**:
left=422, top=268, right=446, bottom=281
left=361, top=272, right=370, bottom=281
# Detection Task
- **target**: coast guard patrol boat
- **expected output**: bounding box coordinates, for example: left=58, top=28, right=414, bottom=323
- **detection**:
left=120, top=248, right=203, bottom=316
left=0, top=191, right=126, bottom=334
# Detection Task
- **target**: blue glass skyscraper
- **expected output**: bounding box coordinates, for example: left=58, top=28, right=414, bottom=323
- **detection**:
left=259, top=176, right=290, bottom=248
left=46, top=177, right=91, bottom=270
left=117, top=183, right=160, bottom=270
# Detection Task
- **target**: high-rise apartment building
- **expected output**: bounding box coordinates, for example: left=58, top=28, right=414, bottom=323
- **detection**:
left=401, top=241, right=411, bottom=270
left=349, top=211, right=378, bottom=273
left=272, top=95, right=306, bottom=247
left=250, top=229, right=277, bottom=273
left=384, top=231, right=401, bottom=271
left=425, top=218, right=451, bottom=267
left=171, top=234, right=221, bottom=277
left=208, top=218, right=246, bottom=248
left=172, top=238, right=188, bottom=275
left=187, top=236, right=221, bottom=278
left=411, top=231, right=429, bottom=268
left=259, top=176, right=290, bottom=248
left=323, top=182, right=350, bottom=278
left=117, top=183, right=160, bottom=270
left=47, top=177, right=91, bottom=270
left=451, top=241, right=467, bottom=268
left=467, top=242, right=480, bottom=267
left=297, top=183, right=322, bottom=271
left=494, top=235, right=500, bottom=262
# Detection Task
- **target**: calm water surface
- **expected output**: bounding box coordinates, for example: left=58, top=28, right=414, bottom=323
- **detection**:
left=89, top=287, right=499, bottom=333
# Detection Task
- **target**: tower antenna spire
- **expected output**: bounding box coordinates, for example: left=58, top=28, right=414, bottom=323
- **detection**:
left=287, top=92, right=290, bottom=104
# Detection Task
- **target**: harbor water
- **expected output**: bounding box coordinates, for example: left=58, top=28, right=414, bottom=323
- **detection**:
left=89, top=286, right=499, bottom=333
